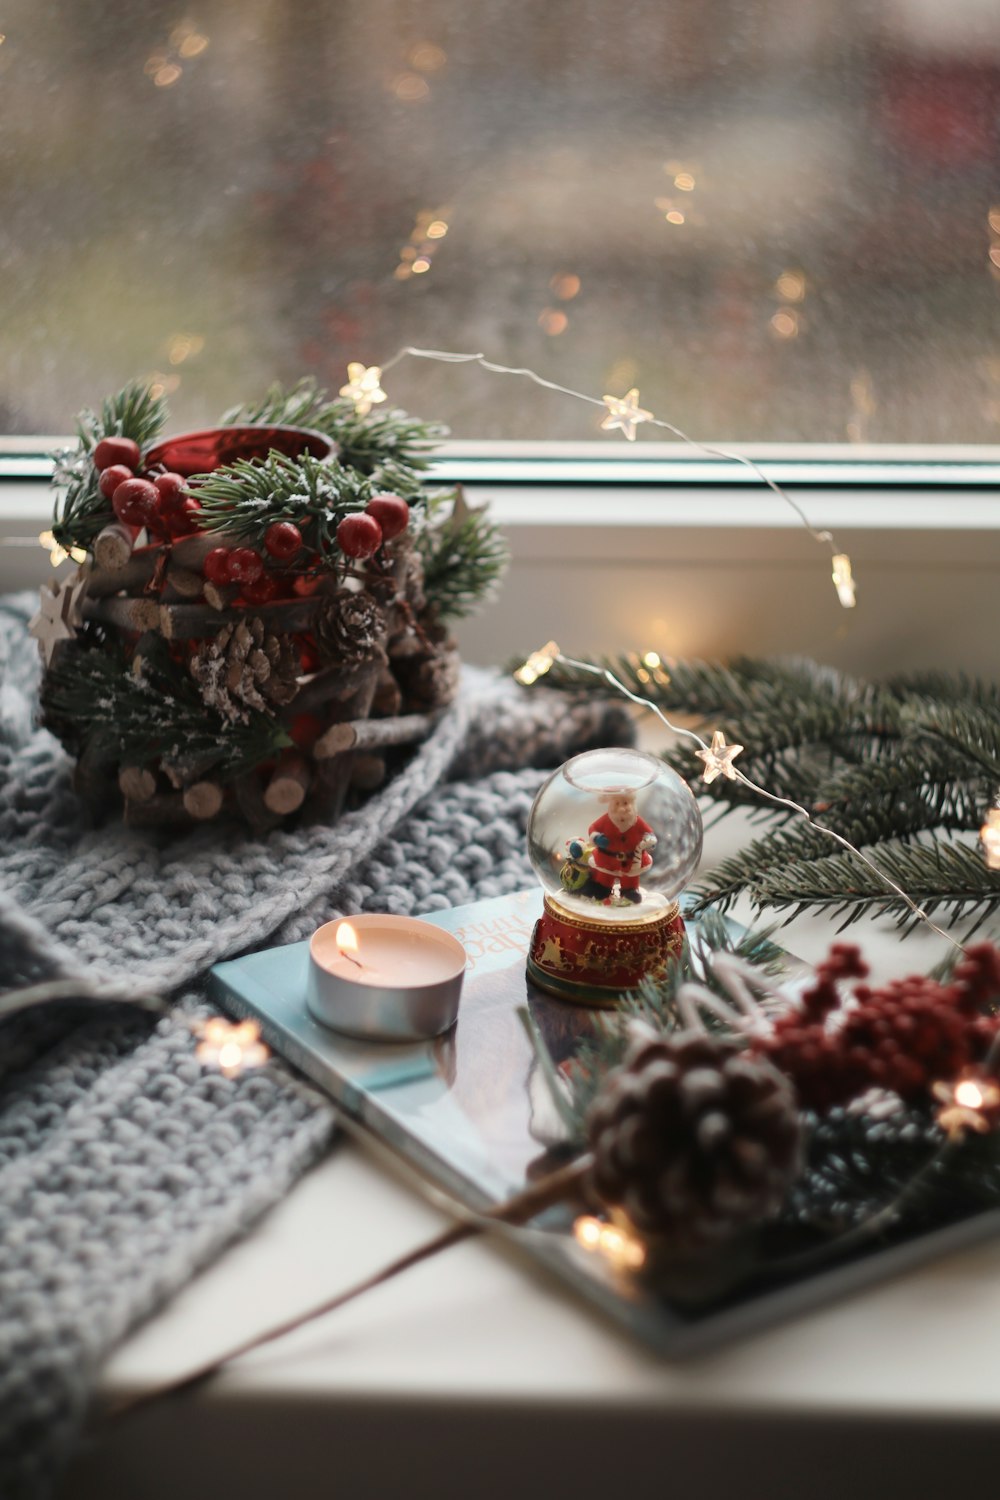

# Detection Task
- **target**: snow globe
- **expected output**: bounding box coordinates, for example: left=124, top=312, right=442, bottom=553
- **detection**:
left=525, top=746, right=703, bottom=1004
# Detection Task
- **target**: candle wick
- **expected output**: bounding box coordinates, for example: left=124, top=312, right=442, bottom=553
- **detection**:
left=338, top=948, right=364, bottom=970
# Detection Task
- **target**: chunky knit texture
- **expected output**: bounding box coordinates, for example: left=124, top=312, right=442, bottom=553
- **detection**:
left=0, top=594, right=632, bottom=1499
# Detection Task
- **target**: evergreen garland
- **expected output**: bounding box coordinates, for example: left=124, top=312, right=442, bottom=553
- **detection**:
left=539, top=652, right=1000, bottom=938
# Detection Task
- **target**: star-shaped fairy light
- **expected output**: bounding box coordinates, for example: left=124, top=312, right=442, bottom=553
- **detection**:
left=600, top=388, right=653, bottom=442
left=194, top=1017, right=270, bottom=1079
left=980, top=808, right=1000, bottom=872
left=695, top=729, right=745, bottom=785
left=514, top=639, right=561, bottom=687
left=28, top=567, right=89, bottom=666
left=932, top=1073, right=1000, bottom=1142
left=38, top=530, right=87, bottom=568
left=339, top=362, right=388, bottom=417
left=573, top=1215, right=646, bottom=1272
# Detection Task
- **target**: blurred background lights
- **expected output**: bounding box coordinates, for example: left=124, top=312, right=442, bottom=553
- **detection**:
left=147, top=372, right=182, bottom=400
left=408, top=41, right=447, bottom=71
left=166, top=333, right=204, bottom=365
left=770, top=308, right=800, bottom=339
left=538, top=308, right=568, bottom=335
left=390, top=72, right=430, bottom=101
left=775, top=269, right=806, bottom=301
left=177, top=31, right=209, bottom=58
left=550, top=272, right=580, bottom=300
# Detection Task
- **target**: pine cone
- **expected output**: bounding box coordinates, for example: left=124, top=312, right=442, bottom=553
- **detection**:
left=190, top=616, right=299, bottom=723
left=586, top=1030, right=801, bottom=1254
left=314, top=590, right=386, bottom=665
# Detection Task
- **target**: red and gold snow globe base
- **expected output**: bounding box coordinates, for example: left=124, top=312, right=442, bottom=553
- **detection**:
left=527, top=892, right=686, bottom=1007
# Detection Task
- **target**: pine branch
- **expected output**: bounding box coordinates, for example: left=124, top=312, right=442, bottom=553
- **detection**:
left=700, top=834, right=1000, bottom=937
left=887, top=670, right=1000, bottom=714
left=41, top=636, right=291, bottom=781
left=814, top=749, right=990, bottom=836
left=221, top=379, right=446, bottom=479
left=190, top=451, right=373, bottom=560
left=689, top=823, right=843, bottom=914
left=417, top=506, right=509, bottom=622
left=907, top=701, right=1000, bottom=783
left=52, top=382, right=168, bottom=551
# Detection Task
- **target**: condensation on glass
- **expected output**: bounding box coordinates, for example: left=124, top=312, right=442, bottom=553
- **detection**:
left=3, top=0, right=999, bottom=443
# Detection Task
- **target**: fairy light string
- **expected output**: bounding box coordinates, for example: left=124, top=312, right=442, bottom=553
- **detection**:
left=547, top=652, right=967, bottom=956
left=376, top=345, right=849, bottom=598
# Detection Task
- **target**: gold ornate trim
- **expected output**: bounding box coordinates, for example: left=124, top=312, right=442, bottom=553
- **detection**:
left=543, top=892, right=679, bottom=935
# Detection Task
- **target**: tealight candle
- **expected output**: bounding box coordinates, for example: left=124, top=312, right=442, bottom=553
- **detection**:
left=306, top=915, right=467, bottom=1042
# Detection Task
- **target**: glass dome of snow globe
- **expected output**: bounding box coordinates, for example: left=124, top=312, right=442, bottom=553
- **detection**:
left=525, top=747, right=703, bottom=1004
left=528, top=746, right=703, bottom=921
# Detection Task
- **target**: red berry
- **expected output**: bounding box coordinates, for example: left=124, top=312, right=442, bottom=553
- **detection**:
left=98, top=463, right=134, bottom=500
left=112, top=477, right=159, bottom=528
left=154, top=472, right=187, bottom=509
left=336, top=512, right=382, bottom=559
left=203, top=547, right=232, bottom=585
left=228, top=547, right=264, bottom=584
left=241, top=573, right=281, bottom=605
left=365, top=493, right=409, bottom=540
left=264, top=520, right=303, bottom=561
left=94, top=436, right=141, bottom=472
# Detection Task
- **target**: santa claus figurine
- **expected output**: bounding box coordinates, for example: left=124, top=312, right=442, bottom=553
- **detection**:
left=569, top=788, right=657, bottom=905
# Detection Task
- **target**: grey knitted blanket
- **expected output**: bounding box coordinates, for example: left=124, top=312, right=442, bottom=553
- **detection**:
left=0, top=592, right=631, bottom=1499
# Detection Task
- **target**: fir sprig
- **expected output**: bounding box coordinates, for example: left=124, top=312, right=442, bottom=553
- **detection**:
left=41, top=635, right=290, bottom=781
left=221, top=379, right=446, bottom=481
left=189, top=451, right=373, bottom=560
left=695, top=832, right=998, bottom=936
left=418, top=502, right=509, bottom=622
left=52, top=382, right=168, bottom=551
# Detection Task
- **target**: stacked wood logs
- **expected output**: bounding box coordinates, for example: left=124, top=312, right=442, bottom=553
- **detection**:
left=82, top=523, right=458, bottom=831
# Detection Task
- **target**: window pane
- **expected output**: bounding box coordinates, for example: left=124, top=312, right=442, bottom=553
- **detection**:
left=3, top=0, right=999, bottom=442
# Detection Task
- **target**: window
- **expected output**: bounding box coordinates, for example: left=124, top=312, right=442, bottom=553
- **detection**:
left=4, top=0, right=1000, bottom=447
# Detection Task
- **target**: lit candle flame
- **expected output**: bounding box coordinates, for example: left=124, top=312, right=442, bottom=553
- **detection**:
left=336, top=921, right=364, bottom=968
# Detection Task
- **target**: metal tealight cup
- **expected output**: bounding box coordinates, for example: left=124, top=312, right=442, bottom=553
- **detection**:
left=306, top=914, right=467, bottom=1042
